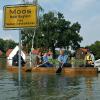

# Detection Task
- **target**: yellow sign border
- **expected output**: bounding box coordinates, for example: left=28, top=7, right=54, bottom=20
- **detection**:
left=3, top=4, right=38, bottom=29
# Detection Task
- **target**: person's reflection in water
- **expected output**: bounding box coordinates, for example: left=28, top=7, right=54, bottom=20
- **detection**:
left=85, top=78, right=94, bottom=100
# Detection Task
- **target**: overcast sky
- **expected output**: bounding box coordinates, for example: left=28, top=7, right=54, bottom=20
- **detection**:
left=0, top=0, right=100, bottom=46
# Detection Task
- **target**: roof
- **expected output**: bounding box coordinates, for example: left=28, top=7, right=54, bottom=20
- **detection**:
left=6, top=49, right=13, bottom=57
left=32, top=49, right=39, bottom=54
left=32, top=49, right=53, bottom=56
left=77, top=48, right=88, bottom=53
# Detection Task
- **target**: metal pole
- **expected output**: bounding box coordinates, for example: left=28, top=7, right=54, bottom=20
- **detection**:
left=32, top=29, right=36, bottom=48
left=30, top=29, right=36, bottom=67
left=18, top=30, right=22, bottom=82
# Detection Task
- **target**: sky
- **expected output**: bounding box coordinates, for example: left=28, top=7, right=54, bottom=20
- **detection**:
left=0, top=0, right=100, bottom=46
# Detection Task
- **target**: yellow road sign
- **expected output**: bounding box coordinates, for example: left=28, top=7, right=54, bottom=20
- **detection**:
left=3, top=4, right=38, bottom=29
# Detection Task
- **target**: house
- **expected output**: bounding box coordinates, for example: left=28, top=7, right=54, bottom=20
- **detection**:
left=32, top=49, right=39, bottom=55
left=6, top=45, right=26, bottom=66
left=6, top=49, right=13, bottom=57
left=75, top=48, right=88, bottom=59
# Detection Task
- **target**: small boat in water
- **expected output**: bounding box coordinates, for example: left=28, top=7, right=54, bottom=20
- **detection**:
left=7, top=65, right=98, bottom=77
left=7, top=66, right=32, bottom=72
left=32, top=67, right=98, bottom=77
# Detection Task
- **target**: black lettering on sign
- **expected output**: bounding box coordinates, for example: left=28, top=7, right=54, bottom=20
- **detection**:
left=10, top=9, right=16, bottom=14
left=9, top=9, right=31, bottom=14
left=10, top=15, right=17, bottom=18
left=17, top=10, right=21, bottom=14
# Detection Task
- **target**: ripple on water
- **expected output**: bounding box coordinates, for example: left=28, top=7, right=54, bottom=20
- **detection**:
left=0, top=64, right=100, bottom=100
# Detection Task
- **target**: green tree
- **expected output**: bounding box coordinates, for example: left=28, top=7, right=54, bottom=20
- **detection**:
left=0, top=38, right=17, bottom=53
left=21, top=11, right=83, bottom=58
left=0, top=38, right=4, bottom=52
left=21, top=0, right=44, bottom=53
left=86, top=41, right=100, bottom=60
left=21, top=29, right=35, bottom=53
left=36, top=12, right=83, bottom=58
left=4, top=39, right=17, bottom=52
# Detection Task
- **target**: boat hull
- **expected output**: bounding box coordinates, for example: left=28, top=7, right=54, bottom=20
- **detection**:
left=32, top=67, right=98, bottom=77
left=7, top=66, right=98, bottom=77
left=7, top=66, right=31, bottom=72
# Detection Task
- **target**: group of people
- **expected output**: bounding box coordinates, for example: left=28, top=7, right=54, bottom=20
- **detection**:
left=12, top=49, right=95, bottom=68
left=35, top=49, right=95, bottom=68
left=35, top=52, right=53, bottom=67
left=34, top=50, right=71, bottom=68
left=12, top=49, right=70, bottom=68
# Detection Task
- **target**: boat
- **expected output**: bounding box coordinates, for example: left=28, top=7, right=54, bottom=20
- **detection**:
left=7, top=66, right=32, bottom=72
left=32, top=67, right=98, bottom=77
left=7, top=65, right=98, bottom=77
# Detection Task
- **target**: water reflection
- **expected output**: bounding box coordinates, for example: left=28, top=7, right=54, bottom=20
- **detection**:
left=0, top=58, right=6, bottom=68
left=11, top=72, right=81, bottom=100
left=85, top=78, right=93, bottom=96
left=0, top=58, right=100, bottom=100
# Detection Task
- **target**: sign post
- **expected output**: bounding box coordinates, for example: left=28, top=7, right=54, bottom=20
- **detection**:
left=3, top=4, right=38, bottom=29
left=18, top=30, right=21, bottom=82
left=3, top=4, right=38, bottom=82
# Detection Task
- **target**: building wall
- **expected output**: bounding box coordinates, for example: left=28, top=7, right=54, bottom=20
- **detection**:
left=7, top=46, right=26, bottom=66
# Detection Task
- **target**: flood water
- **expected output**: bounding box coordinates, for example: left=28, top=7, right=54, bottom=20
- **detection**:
left=0, top=58, right=100, bottom=100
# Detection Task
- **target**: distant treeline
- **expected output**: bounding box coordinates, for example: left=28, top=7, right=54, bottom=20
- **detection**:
left=86, top=41, right=100, bottom=60
left=0, top=38, right=17, bottom=55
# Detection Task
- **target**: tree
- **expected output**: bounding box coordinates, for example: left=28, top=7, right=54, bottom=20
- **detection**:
left=21, top=0, right=44, bottom=53
left=4, top=39, right=17, bottom=52
left=0, top=38, right=4, bottom=52
left=86, top=41, right=100, bottom=60
left=36, top=12, right=83, bottom=58
left=0, top=38, right=17, bottom=53
left=21, top=11, right=83, bottom=58
left=21, top=29, right=35, bottom=53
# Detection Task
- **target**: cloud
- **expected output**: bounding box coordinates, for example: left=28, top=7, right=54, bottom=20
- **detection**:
left=80, top=15, right=100, bottom=46
left=70, top=0, right=96, bottom=12
left=0, top=8, right=18, bottom=42
left=0, top=9, right=2, bottom=13
left=0, top=9, right=3, bottom=30
left=0, top=0, right=99, bottom=46
left=39, top=0, right=58, bottom=2
left=0, top=29, right=19, bottom=42
left=0, top=9, right=2, bottom=19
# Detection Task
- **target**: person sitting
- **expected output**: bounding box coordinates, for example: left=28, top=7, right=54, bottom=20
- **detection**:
left=90, top=51, right=95, bottom=64
left=85, top=51, right=94, bottom=67
left=37, top=53, right=53, bottom=67
left=57, top=50, right=71, bottom=68
left=35, top=52, right=43, bottom=66
left=12, top=51, right=25, bottom=66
